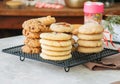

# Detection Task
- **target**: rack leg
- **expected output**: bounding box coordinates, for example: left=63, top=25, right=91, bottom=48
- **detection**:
left=20, top=55, right=25, bottom=61
left=64, top=67, right=70, bottom=72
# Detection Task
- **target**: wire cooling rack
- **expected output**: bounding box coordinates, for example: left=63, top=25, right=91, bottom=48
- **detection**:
left=2, top=45, right=119, bottom=72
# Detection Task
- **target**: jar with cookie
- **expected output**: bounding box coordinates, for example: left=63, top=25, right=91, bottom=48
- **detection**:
left=84, top=1, right=104, bottom=24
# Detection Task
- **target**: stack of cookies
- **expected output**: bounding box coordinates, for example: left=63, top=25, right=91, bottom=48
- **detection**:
left=40, top=22, right=73, bottom=61
left=77, top=22, right=104, bottom=53
left=22, top=16, right=56, bottom=54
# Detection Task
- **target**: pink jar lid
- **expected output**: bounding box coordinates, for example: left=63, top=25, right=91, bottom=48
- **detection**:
left=84, top=2, right=104, bottom=13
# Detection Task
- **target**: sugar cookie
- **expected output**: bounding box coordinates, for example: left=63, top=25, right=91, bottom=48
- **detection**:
left=40, top=39, right=72, bottom=47
left=78, top=33, right=103, bottom=40
left=40, top=53, right=72, bottom=61
left=77, top=40, right=103, bottom=47
left=41, top=44, right=72, bottom=51
left=40, top=32, right=72, bottom=41
left=77, top=46, right=103, bottom=53
left=50, top=22, right=73, bottom=33
left=79, top=23, right=104, bottom=34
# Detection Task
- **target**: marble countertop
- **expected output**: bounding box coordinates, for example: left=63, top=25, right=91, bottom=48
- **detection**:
left=0, top=35, right=120, bottom=84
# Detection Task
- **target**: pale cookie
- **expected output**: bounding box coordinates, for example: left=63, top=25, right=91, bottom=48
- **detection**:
left=37, top=16, right=56, bottom=25
left=24, top=38, right=40, bottom=47
left=22, top=29, right=40, bottom=39
left=77, top=40, right=103, bottom=47
left=40, top=39, right=72, bottom=47
left=50, top=22, right=73, bottom=33
left=77, top=46, right=103, bottom=53
left=78, top=33, right=103, bottom=40
left=22, top=45, right=41, bottom=54
left=41, top=44, right=72, bottom=51
left=40, top=32, right=72, bottom=41
left=79, top=22, right=104, bottom=34
left=40, top=53, right=72, bottom=61
left=42, top=49, right=71, bottom=56
left=72, top=24, right=82, bottom=35
left=22, top=19, right=50, bottom=32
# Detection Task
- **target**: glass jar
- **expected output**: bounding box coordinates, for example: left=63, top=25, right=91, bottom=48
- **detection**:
left=84, top=2, right=104, bottom=24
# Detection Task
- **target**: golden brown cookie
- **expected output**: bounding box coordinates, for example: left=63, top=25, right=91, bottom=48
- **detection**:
left=77, top=46, right=103, bottom=53
left=40, top=32, right=72, bottom=41
left=78, top=33, right=103, bottom=40
left=50, top=22, right=73, bottom=33
left=78, top=22, right=104, bottom=34
left=22, top=45, right=41, bottom=54
left=77, top=40, right=103, bottom=47
left=37, top=16, right=56, bottom=25
left=22, top=29, right=40, bottom=39
left=22, top=19, right=50, bottom=32
left=41, top=44, right=72, bottom=51
left=24, top=38, right=40, bottom=48
left=42, top=49, right=71, bottom=56
left=40, top=39, right=72, bottom=47
left=40, top=53, right=72, bottom=61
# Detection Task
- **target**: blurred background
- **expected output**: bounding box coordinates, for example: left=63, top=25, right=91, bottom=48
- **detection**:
left=0, top=0, right=120, bottom=38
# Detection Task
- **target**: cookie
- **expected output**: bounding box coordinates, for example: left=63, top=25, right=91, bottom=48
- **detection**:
left=40, top=32, right=72, bottom=41
left=41, top=44, right=72, bottom=51
left=77, top=40, right=103, bottom=47
left=78, top=22, right=104, bottom=34
left=40, top=39, right=72, bottom=47
left=37, top=16, right=56, bottom=25
left=77, top=46, right=103, bottom=53
left=22, top=29, right=40, bottom=39
left=42, top=49, right=71, bottom=56
left=72, top=24, right=82, bottom=35
left=78, top=33, right=103, bottom=40
left=24, top=38, right=40, bottom=47
left=22, top=19, right=50, bottom=32
left=22, top=45, right=41, bottom=54
left=50, top=22, right=73, bottom=33
left=40, top=53, right=72, bottom=61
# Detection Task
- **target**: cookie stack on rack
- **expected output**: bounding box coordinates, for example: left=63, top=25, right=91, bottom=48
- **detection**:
left=77, top=22, right=104, bottom=53
left=40, top=22, right=73, bottom=61
left=22, top=16, right=56, bottom=54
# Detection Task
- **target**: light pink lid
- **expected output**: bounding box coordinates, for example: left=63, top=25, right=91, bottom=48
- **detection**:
left=84, top=2, right=104, bottom=13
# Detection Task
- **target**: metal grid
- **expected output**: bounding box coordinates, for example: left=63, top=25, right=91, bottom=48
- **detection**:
left=2, top=45, right=119, bottom=72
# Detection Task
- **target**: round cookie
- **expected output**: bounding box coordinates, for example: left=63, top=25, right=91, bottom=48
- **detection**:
left=40, top=32, right=72, bottom=41
left=50, top=22, right=73, bottom=33
left=40, top=39, right=72, bottom=47
left=22, top=19, right=49, bottom=32
left=22, top=29, right=40, bottom=39
left=37, top=16, right=56, bottom=25
left=24, top=38, right=40, bottom=47
left=77, top=40, right=103, bottom=47
left=79, top=22, right=104, bottom=34
left=22, top=45, right=41, bottom=54
left=42, top=49, right=71, bottom=56
left=77, top=46, right=103, bottom=53
left=40, top=53, right=72, bottom=61
left=41, top=44, right=72, bottom=51
left=78, top=33, right=103, bottom=40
